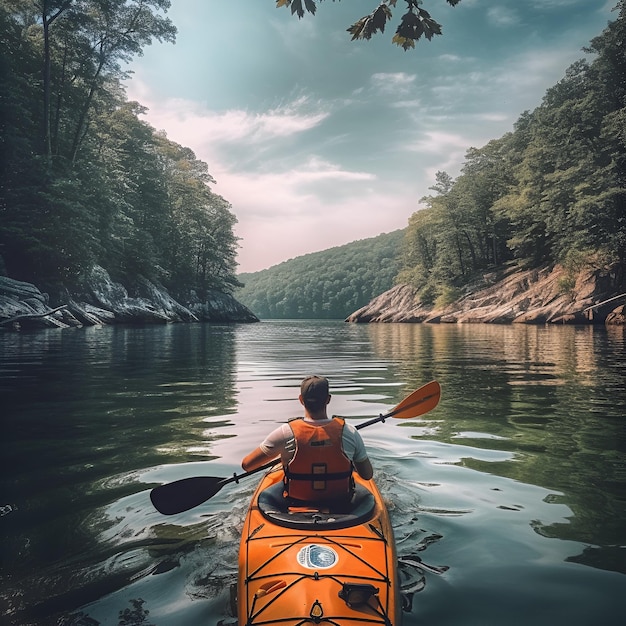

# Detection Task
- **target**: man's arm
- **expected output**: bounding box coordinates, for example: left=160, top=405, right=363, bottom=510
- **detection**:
left=242, top=446, right=276, bottom=471
left=354, top=457, right=373, bottom=480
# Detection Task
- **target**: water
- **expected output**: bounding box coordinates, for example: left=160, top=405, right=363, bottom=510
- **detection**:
left=1, top=321, right=624, bottom=625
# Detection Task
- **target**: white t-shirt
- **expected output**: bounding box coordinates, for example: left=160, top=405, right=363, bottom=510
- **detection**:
left=260, top=417, right=368, bottom=465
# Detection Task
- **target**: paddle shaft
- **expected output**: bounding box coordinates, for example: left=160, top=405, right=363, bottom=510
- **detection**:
left=179, top=412, right=388, bottom=499
left=150, top=381, right=440, bottom=514
left=211, top=385, right=440, bottom=488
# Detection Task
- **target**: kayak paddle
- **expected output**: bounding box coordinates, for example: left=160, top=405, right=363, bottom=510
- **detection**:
left=150, top=380, right=441, bottom=515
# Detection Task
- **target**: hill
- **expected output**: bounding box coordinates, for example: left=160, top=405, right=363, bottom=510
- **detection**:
left=236, top=230, right=404, bottom=319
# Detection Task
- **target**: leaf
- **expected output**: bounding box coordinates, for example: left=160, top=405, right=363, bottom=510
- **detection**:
left=393, top=8, right=443, bottom=46
left=290, top=0, right=305, bottom=18
left=347, top=17, right=369, bottom=41
left=417, top=8, right=442, bottom=40
left=279, top=0, right=460, bottom=48
left=285, top=0, right=317, bottom=18
left=392, top=33, right=416, bottom=51
left=347, top=4, right=392, bottom=41
left=276, top=0, right=316, bottom=16
left=371, top=4, right=393, bottom=33
left=396, top=11, right=424, bottom=42
left=421, top=16, right=443, bottom=40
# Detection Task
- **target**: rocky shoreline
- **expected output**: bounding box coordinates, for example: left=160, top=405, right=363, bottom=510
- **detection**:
left=3, top=262, right=624, bottom=330
left=346, top=263, right=625, bottom=325
left=0, top=266, right=259, bottom=330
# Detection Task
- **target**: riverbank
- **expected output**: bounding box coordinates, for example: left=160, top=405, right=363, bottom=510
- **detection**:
left=0, top=266, right=258, bottom=330
left=346, top=262, right=625, bottom=325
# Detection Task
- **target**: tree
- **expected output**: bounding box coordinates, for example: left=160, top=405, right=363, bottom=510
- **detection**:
left=396, top=3, right=625, bottom=297
left=0, top=2, right=242, bottom=297
left=276, top=0, right=463, bottom=50
left=458, top=139, right=515, bottom=267
left=46, top=0, right=176, bottom=163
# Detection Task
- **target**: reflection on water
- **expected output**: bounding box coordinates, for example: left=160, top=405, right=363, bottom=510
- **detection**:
left=1, top=321, right=624, bottom=625
left=364, top=324, right=626, bottom=551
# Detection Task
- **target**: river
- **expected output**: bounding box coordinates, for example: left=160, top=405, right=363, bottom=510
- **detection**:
left=1, top=321, right=624, bottom=625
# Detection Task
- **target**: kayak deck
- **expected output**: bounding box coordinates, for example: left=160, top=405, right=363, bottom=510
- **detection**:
left=237, top=466, right=400, bottom=625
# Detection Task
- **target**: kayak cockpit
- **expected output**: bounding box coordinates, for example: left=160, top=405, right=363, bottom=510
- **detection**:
left=257, top=481, right=376, bottom=530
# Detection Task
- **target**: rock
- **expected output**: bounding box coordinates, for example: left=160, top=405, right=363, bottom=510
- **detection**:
left=0, top=278, right=69, bottom=329
left=347, top=263, right=625, bottom=325
left=606, top=305, right=626, bottom=325
left=134, top=277, right=198, bottom=323
left=74, top=266, right=258, bottom=324
left=1, top=266, right=259, bottom=330
left=66, top=299, right=117, bottom=325
left=345, top=284, right=432, bottom=323
left=0, top=293, right=33, bottom=320
left=77, top=265, right=169, bottom=324
left=0, top=276, right=47, bottom=304
left=187, top=289, right=259, bottom=323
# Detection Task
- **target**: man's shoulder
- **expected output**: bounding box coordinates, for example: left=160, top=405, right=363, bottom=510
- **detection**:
left=264, top=422, right=294, bottom=440
left=340, top=421, right=362, bottom=438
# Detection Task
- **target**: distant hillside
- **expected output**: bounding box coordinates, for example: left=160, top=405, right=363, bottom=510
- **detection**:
left=236, top=230, right=404, bottom=319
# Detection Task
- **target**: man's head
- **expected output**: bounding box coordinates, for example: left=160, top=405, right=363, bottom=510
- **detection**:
left=300, top=375, right=330, bottom=412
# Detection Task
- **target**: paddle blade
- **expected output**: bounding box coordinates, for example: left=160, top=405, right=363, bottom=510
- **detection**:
left=150, top=476, right=225, bottom=515
left=388, top=380, right=441, bottom=419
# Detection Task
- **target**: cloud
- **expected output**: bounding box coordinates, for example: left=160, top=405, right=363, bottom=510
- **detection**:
left=234, top=186, right=413, bottom=273
left=408, top=130, right=470, bottom=154
left=491, top=46, right=588, bottom=97
left=125, top=80, right=408, bottom=272
left=404, top=129, right=472, bottom=181
left=487, top=7, right=521, bottom=27
left=370, top=72, right=417, bottom=95
left=128, top=88, right=329, bottom=146
left=529, top=0, right=589, bottom=8
left=439, top=54, right=463, bottom=62
left=121, top=0, right=611, bottom=273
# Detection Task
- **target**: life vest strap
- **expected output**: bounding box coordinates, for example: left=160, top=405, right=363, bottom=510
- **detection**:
left=284, top=469, right=353, bottom=481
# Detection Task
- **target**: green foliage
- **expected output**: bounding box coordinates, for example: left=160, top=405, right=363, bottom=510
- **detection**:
left=398, top=4, right=626, bottom=295
left=557, top=251, right=585, bottom=295
left=277, top=0, right=462, bottom=50
left=434, top=285, right=461, bottom=309
left=0, top=2, right=240, bottom=297
left=236, top=230, right=404, bottom=319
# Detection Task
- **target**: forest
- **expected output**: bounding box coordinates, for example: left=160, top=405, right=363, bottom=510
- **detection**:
left=397, top=3, right=625, bottom=307
left=239, top=3, right=625, bottom=318
left=236, top=230, right=404, bottom=319
left=0, top=0, right=241, bottom=302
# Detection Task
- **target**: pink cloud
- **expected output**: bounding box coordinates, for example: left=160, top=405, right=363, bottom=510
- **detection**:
left=125, top=81, right=413, bottom=272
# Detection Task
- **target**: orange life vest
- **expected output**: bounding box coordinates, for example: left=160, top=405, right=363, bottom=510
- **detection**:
left=284, top=417, right=354, bottom=502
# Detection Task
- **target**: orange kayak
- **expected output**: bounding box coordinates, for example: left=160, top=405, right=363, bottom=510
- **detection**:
left=237, top=465, right=401, bottom=625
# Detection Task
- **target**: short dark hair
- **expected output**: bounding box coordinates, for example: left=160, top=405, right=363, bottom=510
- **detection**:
left=300, top=375, right=329, bottom=410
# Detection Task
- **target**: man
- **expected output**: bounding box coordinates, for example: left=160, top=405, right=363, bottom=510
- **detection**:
left=242, top=375, right=373, bottom=502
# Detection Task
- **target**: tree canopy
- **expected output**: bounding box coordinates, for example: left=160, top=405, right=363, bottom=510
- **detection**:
left=236, top=230, right=404, bottom=319
left=0, top=0, right=241, bottom=298
left=276, top=0, right=463, bottom=50
left=397, top=1, right=625, bottom=305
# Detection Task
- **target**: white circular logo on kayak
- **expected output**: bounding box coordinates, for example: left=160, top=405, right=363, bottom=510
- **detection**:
left=297, top=544, right=338, bottom=569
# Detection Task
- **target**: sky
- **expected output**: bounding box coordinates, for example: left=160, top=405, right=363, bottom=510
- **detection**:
left=124, top=0, right=615, bottom=273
